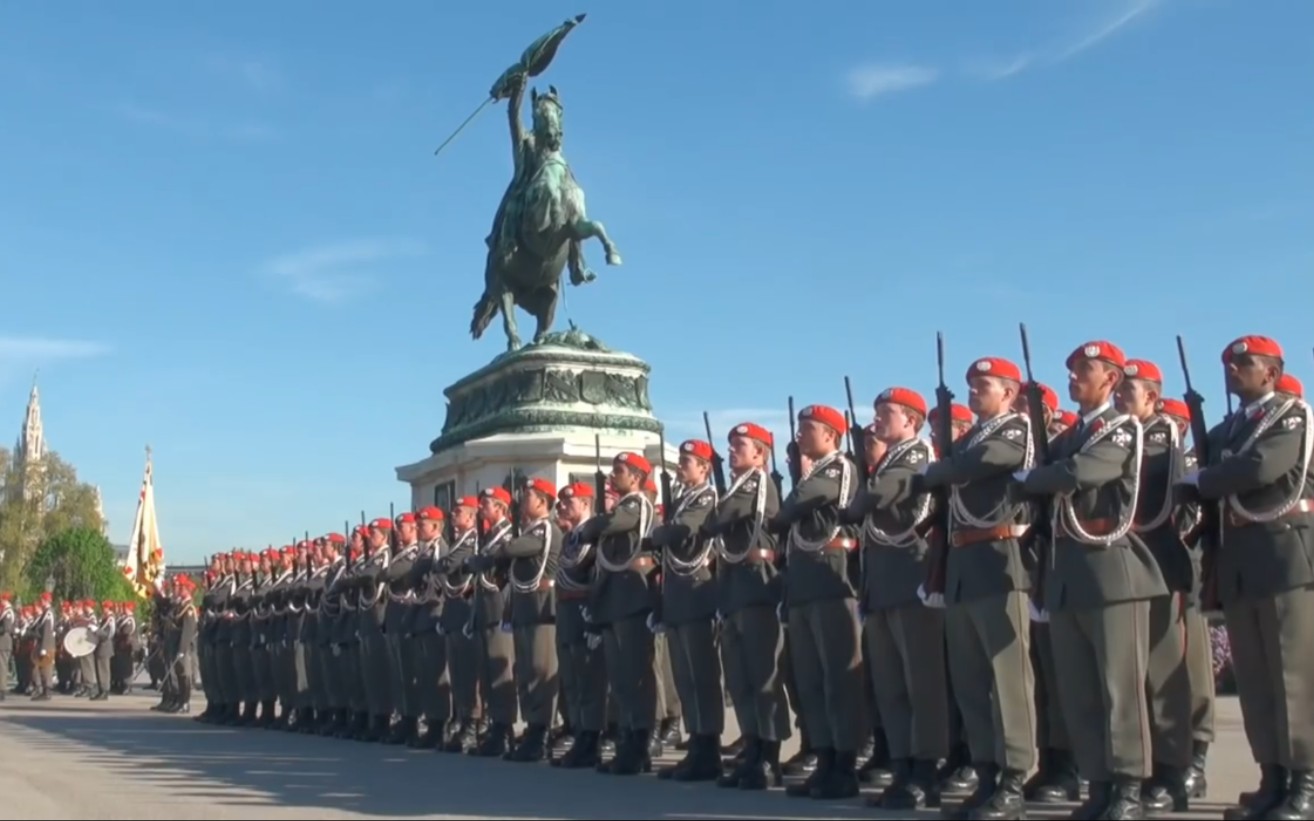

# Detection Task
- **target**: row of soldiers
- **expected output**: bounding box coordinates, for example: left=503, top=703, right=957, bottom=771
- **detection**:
left=1, top=592, right=144, bottom=699
left=185, top=333, right=1312, bottom=821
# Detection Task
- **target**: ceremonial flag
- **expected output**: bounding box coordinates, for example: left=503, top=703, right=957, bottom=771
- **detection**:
left=121, top=447, right=165, bottom=598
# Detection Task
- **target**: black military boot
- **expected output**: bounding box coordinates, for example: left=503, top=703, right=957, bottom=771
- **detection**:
left=1068, top=780, right=1111, bottom=821
left=720, top=735, right=745, bottom=757
left=607, top=728, right=653, bottom=776
left=786, top=748, right=834, bottom=798
left=1182, top=740, right=1208, bottom=799
left=1035, top=747, right=1081, bottom=802
left=658, top=731, right=700, bottom=781
left=677, top=735, right=727, bottom=782
left=1269, top=770, right=1314, bottom=820
left=874, top=758, right=941, bottom=810
left=473, top=722, right=511, bottom=757
left=740, top=738, right=784, bottom=790
left=1102, top=775, right=1147, bottom=820
left=812, top=748, right=860, bottom=799
left=647, top=727, right=664, bottom=761
left=972, top=767, right=1026, bottom=820
left=299, top=708, right=317, bottom=734
left=599, top=722, right=619, bottom=758
left=1225, top=765, right=1289, bottom=821
left=658, top=717, right=681, bottom=747
left=558, top=730, right=600, bottom=769
left=717, top=736, right=759, bottom=788
left=945, top=763, right=998, bottom=820
left=858, top=729, right=894, bottom=788
left=241, top=701, right=258, bottom=726
left=1142, top=762, right=1190, bottom=814
left=868, top=758, right=913, bottom=809
left=939, top=743, right=980, bottom=796
left=509, top=724, right=548, bottom=763
left=548, top=723, right=573, bottom=760
left=410, top=721, right=437, bottom=749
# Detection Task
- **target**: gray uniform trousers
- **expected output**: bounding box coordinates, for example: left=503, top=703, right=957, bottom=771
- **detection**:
left=654, top=634, right=680, bottom=725
left=361, top=625, right=392, bottom=716
left=387, top=632, right=414, bottom=717
left=787, top=597, right=865, bottom=753
left=666, top=619, right=724, bottom=736
left=1032, top=623, right=1071, bottom=752
left=603, top=615, right=656, bottom=731
left=79, top=654, right=94, bottom=690
left=216, top=644, right=237, bottom=705
left=475, top=626, right=518, bottom=725
left=1146, top=593, right=1194, bottom=768
left=513, top=624, right=558, bottom=727
left=946, top=591, right=1037, bottom=772
left=1183, top=604, right=1215, bottom=743
left=557, top=599, right=606, bottom=732
left=720, top=606, right=790, bottom=741
left=866, top=604, right=949, bottom=760
left=1052, top=600, right=1154, bottom=781
left=1225, top=584, right=1314, bottom=770
left=417, top=630, right=451, bottom=724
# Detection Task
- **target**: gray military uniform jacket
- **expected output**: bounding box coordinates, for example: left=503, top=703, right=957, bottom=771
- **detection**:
left=921, top=411, right=1034, bottom=604
left=483, top=516, right=562, bottom=627
left=775, top=449, right=861, bottom=607
left=1134, top=414, right=1196, bottom=595
left=649, top=480, right=718, bottom=625
left=406, top=537, right=447, bottom=636
left=93, top=613, right=115, bottom=659
left=1024, top=403, right=1168, bottom=611
left=706, top=468, right=782, bottom=616
left=467, top=519, right=514, bottom=631
left=583, top=491, right=656, bottom=626
left=439, top=528, right=480, bottom=634
left=849, top=436, right=936, bottom=611
left=0, top=603, right=14, bottom=651
left=1196, top=392, right=1314, bottom=604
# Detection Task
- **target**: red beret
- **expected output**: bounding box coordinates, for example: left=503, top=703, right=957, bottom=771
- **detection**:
left=1277, top=373, right=1304, bottom=398
left=370, top=517, right=393, bottom=530
left=525, top=477, right=557, bottom=499
left=875, top=386, right=928, bottom=417
left=416, top=506, right=444, bottom=522
left=729, top=422, right=773, bottom=447
left=615, top=451, right=652, bottom=475
left=929, top=403, right=974, bottom=425
left=644, top=477, right=658, bottom=493
left=0, top=591, right=10, bottom=601
left=353, top=525, right=369, bottom=537
left=1156, top=398, right=1190, bottom=421
left=1223, top=335, right=1284, bottom=364
left=558, top=482, right=594, bottom=500
left=1066, top=341, right=1127, bottom=371
left=327, top=532, right=346, bottom=545
left=395, top=512, right=416, bottom=525
left=481, top=486, right=512, bottom=506
left=1122, top=359, right=1164, bottom=383
left=799, top=404, right=846, bottom=434
left=967, top=357, right=1022, bottom=384
left=680, top=439, right=714, bottom=461
left=1058, top=409, right=1081, bottom=427
left=101, top=600, right=114, bottom=608
left=455, top=495, right=480, bottom=509
left=125, top=602, right=136, bottom=610
left=1027, top=383, right=1059, bottom=413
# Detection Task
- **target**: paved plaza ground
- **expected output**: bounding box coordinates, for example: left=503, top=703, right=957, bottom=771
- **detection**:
left=0, top=691, right=1256, bottom=819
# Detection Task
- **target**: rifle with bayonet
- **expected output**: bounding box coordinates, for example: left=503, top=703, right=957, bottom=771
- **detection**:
left=786, top=396, right=802, bottom=486
left=1176, top=336, right=1223, bottom=613
left=703, top=412, right=727, bottom=496
left=924, top=332, right=955, bottom=597
left=1019, top=323, right=1054, bottom=606
left=844, top=377, right=871, bottom=479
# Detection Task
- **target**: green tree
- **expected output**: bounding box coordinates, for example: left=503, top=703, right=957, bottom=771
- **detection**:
left=0, top=448, right=104, bottom=593
left=24, top=527, right=133, bottom=603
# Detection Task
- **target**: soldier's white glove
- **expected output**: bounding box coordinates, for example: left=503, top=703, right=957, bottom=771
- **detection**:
left=917, top=583, right=945, bottom=610
left=1012, top=469, right=1031, bottom=483
left=776, top=602, right=786, bottom=625
left=461, top=623, right=474, bottom=640
left=331, top=645, right=341, bottom=657
left=580, top=606, right=593, bottom=624
left=646, top=613, right=665, bottom=634
left=435, top=623, right=446, bottom=637
left=714, top=610, right=724, bottom=625
left=586, top=633, right=602, bottom=651
left=500, top=621, right=513, bottom=634
left=1179, top=469, right=1201, bottom=487
left=1028, top=599, right=1050, bottom=624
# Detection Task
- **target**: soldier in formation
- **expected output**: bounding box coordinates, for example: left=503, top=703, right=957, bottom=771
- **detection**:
left=120, top=332, right=1314, bottom=821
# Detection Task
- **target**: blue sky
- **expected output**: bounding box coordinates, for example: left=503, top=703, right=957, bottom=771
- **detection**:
left=2, top=0, right=1310, bottom=560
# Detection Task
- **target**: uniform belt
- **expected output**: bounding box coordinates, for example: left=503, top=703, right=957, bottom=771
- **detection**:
left=1059, top=517, right=1116, bottom=538
left=825, top=537, right=858, bottom=551
left=738, top=547, right=776, bottom=563
left=557, top=588, right=589, bottom=601
left=630, top=555, right=656, bottom=571
left=1226, top=498, right=1314, bottom=528
left=950, top=524, right=1029, bottom=548
left=519, top=579, right=555, bottom=592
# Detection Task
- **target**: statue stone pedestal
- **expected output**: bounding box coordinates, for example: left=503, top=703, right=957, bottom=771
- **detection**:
left=395, top=331, right=677, bottom=509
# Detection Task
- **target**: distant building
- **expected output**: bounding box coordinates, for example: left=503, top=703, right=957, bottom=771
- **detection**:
left=11, top=379, right=45, bottom=502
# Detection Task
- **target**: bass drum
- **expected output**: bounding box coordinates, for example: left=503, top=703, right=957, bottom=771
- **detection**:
left=62, top=625, right=97, bottom=658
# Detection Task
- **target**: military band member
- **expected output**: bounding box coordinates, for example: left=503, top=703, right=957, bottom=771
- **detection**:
left=581, top=452, right=660, bottom=776
left=0, top=591, right=13, bottom=701
left=1117, top=358, right=1197, bottom=813
left=851, top=388, right=947, bottom=810
left=1024, top=341, right=1167, bottom=820
left=649, top=440, right=722, bottom=782
left=553, top=483, right=609, bottom=769
left=919, top=357, right=1036, bottom=820
left=34, top=591, right=56, bottom=700
left=72, top=601, right=95, bottom=697
left=773, top=404, right=865, bottom=801
left=464, top=488, right=519, bottom=756
left=90, top=599, right=115, bottom=700
left=113, top=601, right=139, bottom=694
left=383, top=513, right=422, bottom=745
left=406, top=509, right=450, bottom=748
left=1186, top=335, right=1314, bottom=821
left=478, top=477, right=562, bottom=762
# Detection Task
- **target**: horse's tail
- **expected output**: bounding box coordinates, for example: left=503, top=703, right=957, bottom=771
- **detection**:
left=470, top=292, right=498, bottom=340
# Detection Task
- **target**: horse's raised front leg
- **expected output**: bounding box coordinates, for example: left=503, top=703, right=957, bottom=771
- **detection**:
left=500, top=289, right=521, bottom=351
left=567, top=240, right=595, bottom=286
left=570, top=218, right=622, bottom=267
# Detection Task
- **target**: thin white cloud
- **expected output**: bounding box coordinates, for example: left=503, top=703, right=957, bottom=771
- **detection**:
left=969, top=0, right=1162, bottom=81
left=260, top=239, right=429, bottom=304
left=0, top=337, right=109, bottom=360
left=846, top=64, right=939, bottom=102
left=108, top=101, right=278, bottom=143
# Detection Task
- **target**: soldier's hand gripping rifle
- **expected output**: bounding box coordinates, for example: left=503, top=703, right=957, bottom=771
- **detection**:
left=786, top=396, right=802, bottom=487
left=593, top=435, right=607, bottom=516
left=925, top=332, right=955, bottom=596
left=1019, top=324, right=1053, bottom=607
left=1177, top=336, right=1223, bottom=612
left=703, top=412, right=728, bottom=496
